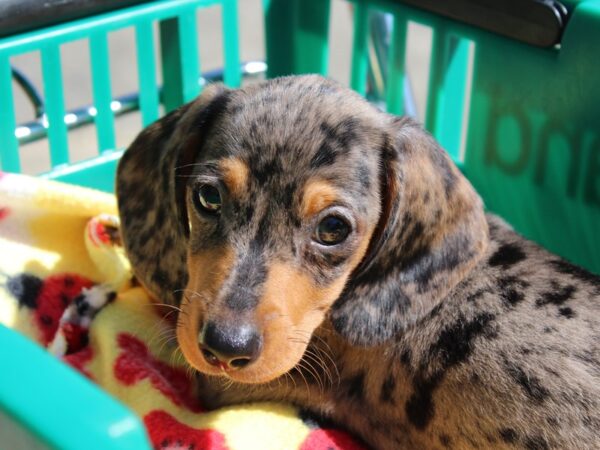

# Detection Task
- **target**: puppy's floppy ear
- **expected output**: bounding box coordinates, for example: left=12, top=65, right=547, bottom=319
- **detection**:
left=116, top=84, right=231, bottom=305
left=331, top=117, right=489, bottom=345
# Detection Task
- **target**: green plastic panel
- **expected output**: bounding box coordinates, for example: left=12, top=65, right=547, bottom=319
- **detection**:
left=135, top=21, right=160, bottom=126
left=385, top=15, right=408, bottom=115
left=350, top=2, right=369, bottom=95
left=41, top=45, right=69, bottom=167
left=0, top=324, right=152, bottom=450
left=40, top=150, right=124, bottom=192
left=0, top=55, right=19, bottom=172
left=264, top=0, right=600, bottom=274
left=464, top=0, right=600, bottom=273
left=0, top=0, right=241, bottom=173
left=263, top=0, right=330, bottom=78
left=90, top=31, right=117, bottom=152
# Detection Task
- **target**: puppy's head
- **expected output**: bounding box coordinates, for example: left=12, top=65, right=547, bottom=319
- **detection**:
left=117, top=75, right=488, bottom=383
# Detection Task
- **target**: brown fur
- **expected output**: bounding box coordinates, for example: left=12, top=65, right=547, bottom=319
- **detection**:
left=220, top=157, right=250, bottom=198
left=301, top=180, right=341, bottom=219
left=117, top=75, right=600, bottom=449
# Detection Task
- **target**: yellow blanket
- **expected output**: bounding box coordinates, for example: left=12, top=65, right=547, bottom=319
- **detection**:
left=0, top=172, right=364, bottom=450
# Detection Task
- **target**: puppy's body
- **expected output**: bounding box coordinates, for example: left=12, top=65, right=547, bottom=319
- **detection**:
left=200, top=215, right=600, bottom=449
left=117, top=76, right=600, bottom=449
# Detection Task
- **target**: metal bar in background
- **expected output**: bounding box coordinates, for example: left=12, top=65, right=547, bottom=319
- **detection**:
left=135, top=21, right=160, bottom=126
left=11, top=67, right=44, bottom=118
left=41, top=44, right=69, bottom=167
left=14, top=61, right=267, bottom=146
left=89, top=31, right=116, bottom=152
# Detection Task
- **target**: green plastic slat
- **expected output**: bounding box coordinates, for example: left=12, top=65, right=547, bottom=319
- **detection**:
left=0, top=0, right=220, bottom=56
left=221, top=0, right=241, bottom=87
left=41, top=45, right=69, bottom=167
left=263, top=0, right=295, bottom=78
left=433, top=36, right=471, bottom=161
left=41, top=150, right=123, bottom=193
left=350, top=2, right=369, bottom=95
left=385, top=12, right=408, bottom=115
left=294, top=0, right=331, bottom=75
left=135, top=21, right=160, bottom=126
left=159, top=17, right=184, bottom=112
left=0, top=325, right=152, bottom=450
left=263, top=0, right=329, bottom=78
left=179, top=12, right=200, bottom=102
left=424, top=21, right=445, bottom=133
left=0, top=55, right=19, bottom=172
left=90, top=32, right=116, bottom=152
left=160, top=11, right=200, bottom=112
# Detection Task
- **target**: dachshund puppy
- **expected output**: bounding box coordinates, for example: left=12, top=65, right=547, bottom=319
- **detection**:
left=117, top=75, right=600, bottom=449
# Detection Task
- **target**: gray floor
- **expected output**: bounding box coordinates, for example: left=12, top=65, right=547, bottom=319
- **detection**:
left=10, top=0, right=431, bottom=174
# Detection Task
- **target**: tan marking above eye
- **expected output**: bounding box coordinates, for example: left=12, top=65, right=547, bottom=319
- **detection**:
left=301, top=179, right=340, bottom=219
left=220, top=157, right=249, bottom=197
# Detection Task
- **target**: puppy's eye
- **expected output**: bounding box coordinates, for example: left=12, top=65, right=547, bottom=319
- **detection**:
left=315, top=216, right=351, bottom=245
left=195, top=185, right=222, bottom=215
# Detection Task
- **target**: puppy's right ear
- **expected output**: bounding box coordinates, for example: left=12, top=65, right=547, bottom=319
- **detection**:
left=116, top=84, right=231, bottom=305
left=330, top=117, right=489, bottom=345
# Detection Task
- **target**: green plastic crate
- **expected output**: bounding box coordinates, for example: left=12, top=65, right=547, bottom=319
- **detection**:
left=263, top=0, right=600, bottom=275
left=1, top=0, right=599, bottom=448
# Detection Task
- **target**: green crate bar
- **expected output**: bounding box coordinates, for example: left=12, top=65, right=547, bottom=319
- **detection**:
left=0, top=0, right=241, bottom=185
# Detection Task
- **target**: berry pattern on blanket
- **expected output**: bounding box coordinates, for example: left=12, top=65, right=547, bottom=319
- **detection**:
left=0, top=172, right=366, bottom=450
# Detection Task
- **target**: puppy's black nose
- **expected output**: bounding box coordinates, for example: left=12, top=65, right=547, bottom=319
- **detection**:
left=199, top=321, right=262, bottom=370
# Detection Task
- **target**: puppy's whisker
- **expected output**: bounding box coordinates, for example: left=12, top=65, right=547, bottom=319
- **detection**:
left=148, top=302, right=182, bottom=313
left=313, top=346, right=340, bottom=386
left=303, top=349, right=333, bottom=388
left=169, top=345, right=185, bottom=366
left=298, top=355, right=325, bottom=394
left=174, top=161, right=220, bottom=171
left=292, top=363, right=312, bottom=401
left=151, top=326, right=176, bottom=346
left=285, top=371, right=297, bottom=390
left=157, top=334, right=179, bottom=356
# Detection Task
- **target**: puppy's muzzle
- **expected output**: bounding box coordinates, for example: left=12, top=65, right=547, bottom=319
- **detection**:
left=198, top=321, right=263, bottom=370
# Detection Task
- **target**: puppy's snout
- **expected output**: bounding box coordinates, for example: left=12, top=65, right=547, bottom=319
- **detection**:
left=199, top=321, right=262, bottom=370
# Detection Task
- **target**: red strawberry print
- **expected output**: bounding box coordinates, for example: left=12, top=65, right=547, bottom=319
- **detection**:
left=0, top=206, right=9, bottom=221
left=300, top=429, right=367, bottom=450
left=64, top=346, right=94, bottom=379
left=144, top=410, right=227, bottom=450
left=114, top=333, right=202, bottom=412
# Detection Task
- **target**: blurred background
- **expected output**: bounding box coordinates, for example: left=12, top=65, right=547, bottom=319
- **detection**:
left=10, top=0, right=432, bottom=174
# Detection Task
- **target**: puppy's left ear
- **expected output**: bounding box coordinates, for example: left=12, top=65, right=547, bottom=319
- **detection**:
left=331, top=117, right=489, bottom=345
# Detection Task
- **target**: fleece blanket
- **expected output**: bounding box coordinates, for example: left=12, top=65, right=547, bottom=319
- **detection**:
left=0, top=172, right=365, bottom=450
